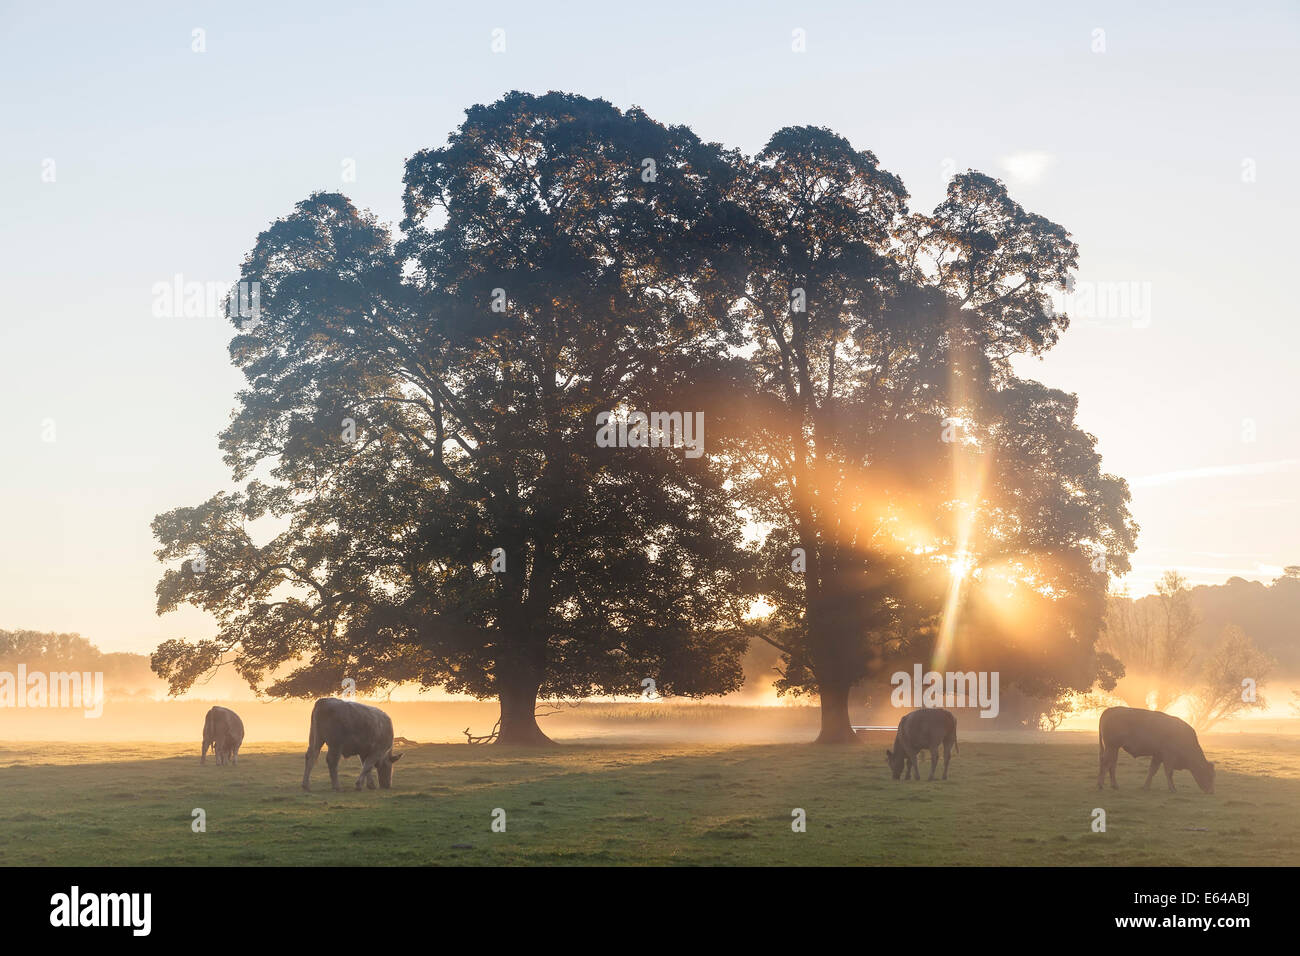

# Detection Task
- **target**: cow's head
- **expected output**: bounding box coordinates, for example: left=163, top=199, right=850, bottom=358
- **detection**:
left=376, top=751, right=403, bottom=789
left=885, top=748, right=905, bottom=780
left=1191, top=759, right=1215, bottom=794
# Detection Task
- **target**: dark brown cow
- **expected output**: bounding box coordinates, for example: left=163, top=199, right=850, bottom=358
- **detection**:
left=886, top=708, right=959, bottom=781
left=1097, top=706, right=1215, bottom=793
left=201, top=705, right=244, bottom=766
left=302, top=698, right=402, bottom=791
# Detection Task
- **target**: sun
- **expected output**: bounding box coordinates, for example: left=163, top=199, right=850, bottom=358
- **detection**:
left=949, top=553, right=974, bottom=581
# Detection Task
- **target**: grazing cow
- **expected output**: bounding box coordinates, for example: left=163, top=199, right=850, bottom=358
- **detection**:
left=886, top=708, right=959, bottom=781
left=1097, top=706, right=1215, bottom=793
left=201, top=706, right=244, bottom=766
left=302, top=698, right=403, bottom=791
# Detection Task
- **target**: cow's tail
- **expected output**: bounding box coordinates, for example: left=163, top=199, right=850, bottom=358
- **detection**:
left=302, top=700, right=323, bottom=790
left=306, top=701, right=321, bottom=753
left=201, top=711, right=214, bottom=763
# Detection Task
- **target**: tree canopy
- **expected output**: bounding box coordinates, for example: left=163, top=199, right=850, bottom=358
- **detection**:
left=152, top=92, right=1137, bottom=744
left=715, top=137, right=1135, bottom=740
left=153, top=93, right=753, bottom=743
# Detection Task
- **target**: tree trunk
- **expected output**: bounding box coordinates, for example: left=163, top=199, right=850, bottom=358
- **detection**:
left=807, top=598, right=862, bottom=744
left=495, top=674, right=554, bottom=746
left=814, top=680, right=860, bottom=744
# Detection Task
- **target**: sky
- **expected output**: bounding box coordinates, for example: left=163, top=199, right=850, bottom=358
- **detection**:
left=1, top=0, right=1297, bottom=653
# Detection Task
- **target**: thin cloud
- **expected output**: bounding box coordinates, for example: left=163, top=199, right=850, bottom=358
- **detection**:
left=998, top=150, right=1055, bottom=184
left=1130, top=459, right=1300, bottom=488
left=1130, top=563, right=1285, bottom=577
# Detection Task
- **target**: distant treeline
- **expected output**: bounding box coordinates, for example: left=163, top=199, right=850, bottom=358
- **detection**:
left=0, top=630, right=251, bottom=698
left=1181, top=572, right=1300, bottom=673
left=7, top=567, right=1297, bottom=714
left=0, top=630, right=154, bottom=697
left=740, top=569, right=1300, bottom=730
left=1085, top=569, right=1300, bottom=730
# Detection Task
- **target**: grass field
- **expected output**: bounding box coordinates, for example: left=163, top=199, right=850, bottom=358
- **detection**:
left=2, top=732, right=1298, bottom=866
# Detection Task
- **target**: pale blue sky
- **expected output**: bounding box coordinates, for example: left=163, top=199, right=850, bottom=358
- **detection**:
left=2, top=1, right=1297, bottom=652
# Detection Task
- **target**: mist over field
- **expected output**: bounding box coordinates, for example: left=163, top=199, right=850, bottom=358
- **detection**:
left=4, top=686, right=1298, bottom=747
left=7, top=565, right=1298, bottom=743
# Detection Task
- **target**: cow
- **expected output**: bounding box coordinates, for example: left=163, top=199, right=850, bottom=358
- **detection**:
left=302, top=698, right=403, bottom=792
left=201, top=705, right=244, bottom=766
left=886, top=708, right=959, bottom=781
left=1097, top=706, right=1215, bottom=793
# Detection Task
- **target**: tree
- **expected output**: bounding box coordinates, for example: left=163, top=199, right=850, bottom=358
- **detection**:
left=1, top=630, right=161, bottom=696
left=149, top=98, right=1138, bottom=748
left=0, top=629, right=100, bottom=665
left=1099, top=571, right=1199, bottom=710
left=151, top=93, right=754, bottom=744
left=1186, top=625, right=1274, bottom=731
left=725, top=145, right=1136, bottom=742
left=1033, top=688, right=1126, bottom=731
left=1153, top=571, right=1199, bottom=709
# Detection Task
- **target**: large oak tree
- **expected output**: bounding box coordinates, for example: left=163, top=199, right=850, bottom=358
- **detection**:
left=722, top=136, right=1137, bottom=741
left=152, top=93, right=753, bottom=743
left=152, top=96, right=1137, bottom=749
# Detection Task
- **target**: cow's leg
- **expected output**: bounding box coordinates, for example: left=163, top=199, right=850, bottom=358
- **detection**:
left=355, top=752, right=380, bottom=790
left=302, top=740, right=323, bottom=791
left=326, top=748, right=341, bottom=791
left=1104, top=746, right=1119, bottom=789
left=201, top=735, right=211, bottom=765
left=928, top=748, right=939, bottom=781
left=1164, top=764, right=1176, bottom=793
left=1143, top=754, right=1162, bottom=790
left=1099, top=740, right=1121, bottom=790
left=942, top=741, right=952, bottom=780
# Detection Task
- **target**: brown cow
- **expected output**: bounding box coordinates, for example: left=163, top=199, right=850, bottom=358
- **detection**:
left=201, top=705, right=244, bottom=766
left=886, top=708, right=959, bottom=781
left=302, top=698, right=402, bottom=791
left=1097, top=706, right=1215, bottom=793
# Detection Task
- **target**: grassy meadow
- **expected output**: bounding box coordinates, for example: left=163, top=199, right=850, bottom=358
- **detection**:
left=1, top=727, right=1297, bottom=866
